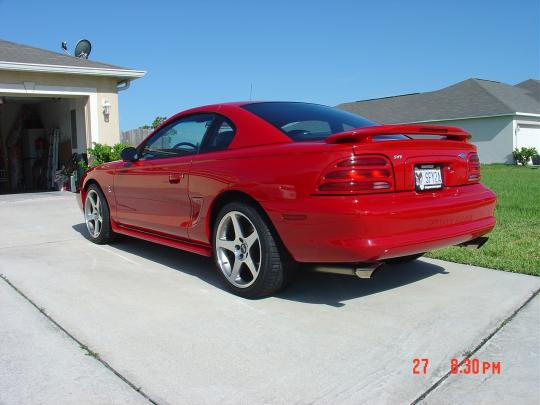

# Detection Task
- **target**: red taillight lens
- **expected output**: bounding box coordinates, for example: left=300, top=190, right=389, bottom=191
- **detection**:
left=337, top=156, right=388, bottom=167
left=468, top=153, right=481, bottom=182
left=316, top=154, right=394, bottom=194
left=324, top=169, right=391, bottom=180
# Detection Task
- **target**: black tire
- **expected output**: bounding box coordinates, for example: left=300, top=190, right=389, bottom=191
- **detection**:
left=212, top=202, right=289, bottom=298
left=84, top=184, right=116, bottom=245
left=385, top=253, right=425, bottom=264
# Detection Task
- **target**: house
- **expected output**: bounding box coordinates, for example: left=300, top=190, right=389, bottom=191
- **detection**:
left=337, top=78, right=540, bottom=163
left=0, top=39, right=145, bottom=192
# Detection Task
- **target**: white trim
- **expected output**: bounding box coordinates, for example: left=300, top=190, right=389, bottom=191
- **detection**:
left=515, top=119, right=540, bottom=126
left=0, top=61, right=145, bottom=79
left=515, top=112, right=540, bottom=119
left=0, top=81, right=99, bottom=143
left=400, top=113, right=514, bottom=124
left=399, top=112, right=540, bottom=124
left=512, top=118, right=517, bottom=151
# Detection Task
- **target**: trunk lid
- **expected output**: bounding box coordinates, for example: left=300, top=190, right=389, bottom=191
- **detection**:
left=351, top=139, right=476, bottom=191
left=326, top=124, right=478, bottom=192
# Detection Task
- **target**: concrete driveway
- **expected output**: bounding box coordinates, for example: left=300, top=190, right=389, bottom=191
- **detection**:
left=1, top=192, right=539, bottom=405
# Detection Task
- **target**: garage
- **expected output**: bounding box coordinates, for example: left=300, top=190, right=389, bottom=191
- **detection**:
left=0, top=39, right=145, bottom=194
left=0, top=95, right=88, bottom=192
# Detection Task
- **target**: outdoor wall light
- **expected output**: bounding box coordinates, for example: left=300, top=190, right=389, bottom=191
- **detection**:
left=102, top=99, right=111, bottom=122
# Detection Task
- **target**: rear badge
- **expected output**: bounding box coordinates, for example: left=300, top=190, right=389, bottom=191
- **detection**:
left=458, top=152, right=466, bottom=159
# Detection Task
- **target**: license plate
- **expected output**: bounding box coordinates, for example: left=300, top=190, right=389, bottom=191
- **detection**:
left=414, top=166, right=442, bottom=191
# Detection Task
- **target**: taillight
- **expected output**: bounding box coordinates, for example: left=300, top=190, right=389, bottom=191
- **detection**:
left=468, top=153, right=481, bottom=182
left=316, top=155, right=394, bottom=194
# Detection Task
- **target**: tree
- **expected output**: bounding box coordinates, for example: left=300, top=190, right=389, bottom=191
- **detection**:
left=140, top=116, right=167, bottom=129
left=151, top=116, right=167, bottom=128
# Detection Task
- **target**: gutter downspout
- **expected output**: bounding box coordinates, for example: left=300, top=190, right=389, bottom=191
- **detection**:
left=117, top=80, right=130, bottom=92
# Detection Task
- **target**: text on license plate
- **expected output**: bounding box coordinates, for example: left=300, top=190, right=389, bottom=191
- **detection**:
left=414, top=167, right=442, bottom=191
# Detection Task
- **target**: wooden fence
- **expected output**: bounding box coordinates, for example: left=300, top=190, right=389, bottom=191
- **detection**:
left=121, top=128, right=152, bottom=146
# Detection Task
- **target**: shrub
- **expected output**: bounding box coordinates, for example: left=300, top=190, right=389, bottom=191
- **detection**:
left=513, top=147, right=538, bottom=166
left=79, top=142, right=130, bottom=171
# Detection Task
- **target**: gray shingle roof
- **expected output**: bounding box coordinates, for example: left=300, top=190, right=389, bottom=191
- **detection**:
left=0, top=38, right=132, bottom=71
left=515, top=79, right=540, bottom=101
left=337, top=78, right=540, bottom=124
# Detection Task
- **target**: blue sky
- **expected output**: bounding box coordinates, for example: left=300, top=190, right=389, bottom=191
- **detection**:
left=1, top=0, right=538, bottom=130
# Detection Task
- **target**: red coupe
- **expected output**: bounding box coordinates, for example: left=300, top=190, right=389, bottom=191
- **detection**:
left=77, top=102, right=496, bottom=297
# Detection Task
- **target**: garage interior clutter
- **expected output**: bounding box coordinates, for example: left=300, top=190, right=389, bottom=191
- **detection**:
left=0, top=96, right=87, bottom=193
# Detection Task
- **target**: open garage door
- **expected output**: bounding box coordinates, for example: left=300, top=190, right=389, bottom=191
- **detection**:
left=0, top=95, right=89, bottom=193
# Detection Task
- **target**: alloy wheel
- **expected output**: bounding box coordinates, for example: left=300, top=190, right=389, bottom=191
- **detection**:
left=85, top=189, right=103, bottom=238
left=215, top=211, right=262, bottom=288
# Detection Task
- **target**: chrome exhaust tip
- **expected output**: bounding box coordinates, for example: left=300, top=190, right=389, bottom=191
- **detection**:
left=458, top=236, right=489, bottom=249
left=354, top=265, right=381, bottom=279
left=312, top=262, right=383, bottom=279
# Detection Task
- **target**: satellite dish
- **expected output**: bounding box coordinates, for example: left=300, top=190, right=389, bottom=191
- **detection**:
left=74, top=39, right=92, bottom=59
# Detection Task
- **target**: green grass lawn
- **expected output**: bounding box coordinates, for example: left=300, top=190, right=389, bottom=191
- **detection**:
left=426, top=164, right=540, bottom=276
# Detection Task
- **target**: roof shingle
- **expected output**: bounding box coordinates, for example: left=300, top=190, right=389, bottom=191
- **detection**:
left=0, top=38, right=131, bottom=71
left=337, top=78, right=540, bottom=124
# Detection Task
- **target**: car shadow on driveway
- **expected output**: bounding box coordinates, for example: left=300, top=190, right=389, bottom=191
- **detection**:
left=73, top=223, right=448, bottom=307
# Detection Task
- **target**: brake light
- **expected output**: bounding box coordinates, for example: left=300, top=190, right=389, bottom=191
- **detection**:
left=316, top=155, right=394, bottom=194
left=468, top=153, right=481, bottom=182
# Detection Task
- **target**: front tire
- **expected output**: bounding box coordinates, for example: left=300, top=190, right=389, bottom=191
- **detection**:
left=213, top=202, right=288, bottom=298
left=84, top=184, right=115, bottom=244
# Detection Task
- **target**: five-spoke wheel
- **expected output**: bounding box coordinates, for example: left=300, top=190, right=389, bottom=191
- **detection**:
left=215, top=211, right=262, bottom=288
left=213, top=202, right=288, bottom=298
left=85, top=189, right=103, bottom=238
left=83, top=184, right=115, bottom=244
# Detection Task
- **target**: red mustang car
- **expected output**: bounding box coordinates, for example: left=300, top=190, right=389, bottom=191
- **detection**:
left=77, top=102, right=496, bottom=297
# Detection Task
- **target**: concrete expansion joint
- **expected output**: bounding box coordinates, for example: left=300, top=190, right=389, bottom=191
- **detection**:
left=0, top=238, right=81, bottom=251
left=0, top=274, right=159, bottom=405
left=410, top=286, right=540, bottom=405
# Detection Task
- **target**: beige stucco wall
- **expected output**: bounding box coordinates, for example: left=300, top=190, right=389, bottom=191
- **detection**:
left=0, top=70, right=121, bottom=146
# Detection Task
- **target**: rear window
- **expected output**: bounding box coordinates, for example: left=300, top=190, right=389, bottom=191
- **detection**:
left=242, top=102, right=405, bottom=142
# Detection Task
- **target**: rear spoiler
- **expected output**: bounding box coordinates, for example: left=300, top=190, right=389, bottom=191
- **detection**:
left=325, top=124, right=472, bottom=144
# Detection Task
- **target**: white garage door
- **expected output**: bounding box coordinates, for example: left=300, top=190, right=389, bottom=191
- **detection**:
left=516, top=124, right=540, bottom=151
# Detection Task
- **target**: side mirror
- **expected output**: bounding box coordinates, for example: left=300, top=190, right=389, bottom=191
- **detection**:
left=121, top=147, right=139, bottom=162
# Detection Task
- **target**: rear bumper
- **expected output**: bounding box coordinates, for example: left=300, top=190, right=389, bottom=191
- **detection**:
left=262, top=184, right=496, bottom=263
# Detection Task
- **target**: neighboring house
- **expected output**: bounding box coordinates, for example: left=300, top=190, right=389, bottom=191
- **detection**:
left=0, top=39, right=145, bottom=192
left=338, top=78, right=540, bottom=163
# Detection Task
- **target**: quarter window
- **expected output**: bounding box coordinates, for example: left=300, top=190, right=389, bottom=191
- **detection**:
left=200, top=117, right=236, bottom=153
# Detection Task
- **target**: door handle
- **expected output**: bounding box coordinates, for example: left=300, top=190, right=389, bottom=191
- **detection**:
left=168, top=173, right=183, bottom=184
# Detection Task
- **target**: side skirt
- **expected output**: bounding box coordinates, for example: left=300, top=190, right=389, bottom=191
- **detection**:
left=112, top=222, right=212, bottom=257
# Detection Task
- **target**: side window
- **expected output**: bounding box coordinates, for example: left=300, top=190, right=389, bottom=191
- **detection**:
left=200, top=117, right=236, bottom=153
left=140, top=114, right=214, bottom=159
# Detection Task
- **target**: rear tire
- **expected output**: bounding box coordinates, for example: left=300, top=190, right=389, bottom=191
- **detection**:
left=385, top=253, right=424, bottom=264
left=213, top=202, right=288, bottom=298
left=84, top=184, right=116, bottom=244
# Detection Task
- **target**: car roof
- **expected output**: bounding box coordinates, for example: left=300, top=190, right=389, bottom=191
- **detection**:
left=150, top=102, right=295, bottom=149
